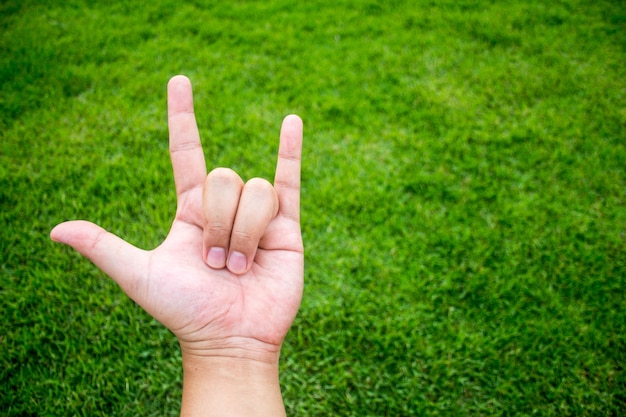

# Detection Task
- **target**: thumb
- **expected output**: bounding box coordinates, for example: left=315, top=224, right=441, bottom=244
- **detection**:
left=50, top=220, right=149, bottom=299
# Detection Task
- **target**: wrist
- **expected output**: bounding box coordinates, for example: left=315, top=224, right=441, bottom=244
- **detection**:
left=179, top=341, right=285, bottom=417
left=179, top=335, right=282, bottom=365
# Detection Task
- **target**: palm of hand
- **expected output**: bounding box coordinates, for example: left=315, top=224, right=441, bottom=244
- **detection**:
left=146, top=210, right=303, bottom=354
left=51, top=76, right=304, bottom=359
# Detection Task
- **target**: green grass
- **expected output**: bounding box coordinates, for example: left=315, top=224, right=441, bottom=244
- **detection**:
left=2, top=0, right=625, bottom=415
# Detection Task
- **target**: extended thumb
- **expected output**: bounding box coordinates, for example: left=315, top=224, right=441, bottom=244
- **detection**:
left=51, top=220, right=148, bottom=297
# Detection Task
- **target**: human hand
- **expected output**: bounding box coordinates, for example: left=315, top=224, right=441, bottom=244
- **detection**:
left=50, top=76, right=304, bottom=365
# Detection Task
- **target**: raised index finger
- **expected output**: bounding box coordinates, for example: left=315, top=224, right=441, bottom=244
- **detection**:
left=274, top=115, right=303, bottom=222
left=167, top=75, right=207, bottom=199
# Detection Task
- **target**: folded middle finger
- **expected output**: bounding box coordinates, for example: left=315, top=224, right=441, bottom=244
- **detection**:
left=203, top=167, right=244, bottom=269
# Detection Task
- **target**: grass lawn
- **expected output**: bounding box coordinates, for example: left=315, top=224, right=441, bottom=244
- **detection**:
left=1, top=0, right=625, bottom=415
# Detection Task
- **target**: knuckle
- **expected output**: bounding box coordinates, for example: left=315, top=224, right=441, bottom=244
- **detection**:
left=206, top=222, right=231, bottom=238
left=245, top=178, right=278, bottom=203
left=242, top=178, right=279, bottom=218
left=246, top=177, right=273, bottom=190
left=231, top=228, right=254, bottom=241
left=207, top=167, right=243, bottom=186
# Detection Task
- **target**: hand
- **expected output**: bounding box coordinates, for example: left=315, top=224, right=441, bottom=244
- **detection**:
left=50, top=75, right=304, bottom=364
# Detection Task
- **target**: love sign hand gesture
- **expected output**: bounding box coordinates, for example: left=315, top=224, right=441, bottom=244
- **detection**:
left=51, top=75, right=304, bottom=416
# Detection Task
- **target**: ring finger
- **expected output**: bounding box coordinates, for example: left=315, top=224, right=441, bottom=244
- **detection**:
left=227, top=178, right=279, bottom=275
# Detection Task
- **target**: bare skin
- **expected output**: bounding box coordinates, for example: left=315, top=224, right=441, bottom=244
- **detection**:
left=51, top=75, right=304, bottom=416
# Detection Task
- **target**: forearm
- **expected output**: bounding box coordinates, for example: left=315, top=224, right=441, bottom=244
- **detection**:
left=180, top=353, right=286, bottom=417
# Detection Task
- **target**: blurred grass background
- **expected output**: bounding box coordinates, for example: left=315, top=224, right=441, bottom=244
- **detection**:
left=1, top=0, right=625, bottom=415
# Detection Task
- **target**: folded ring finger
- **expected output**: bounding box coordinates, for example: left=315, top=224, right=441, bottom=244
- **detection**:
left=227, top=178, right=279, bottom=275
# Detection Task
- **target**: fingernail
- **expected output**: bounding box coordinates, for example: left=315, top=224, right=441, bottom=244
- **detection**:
left=207, top=247, right=226, bottom=268
left=227, top=251, right=247, bottom=274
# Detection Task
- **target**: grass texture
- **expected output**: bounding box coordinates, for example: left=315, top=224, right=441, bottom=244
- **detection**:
left=1, top=0, right=625, bottom=415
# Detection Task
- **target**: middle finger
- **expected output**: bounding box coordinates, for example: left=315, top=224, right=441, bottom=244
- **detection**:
left=203, top=167, right=244, bottom=269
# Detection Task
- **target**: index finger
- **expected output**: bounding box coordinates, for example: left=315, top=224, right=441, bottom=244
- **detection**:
left=274, top=115, right=303, bottom=222
left=167, top=75, right=207, bottom=198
